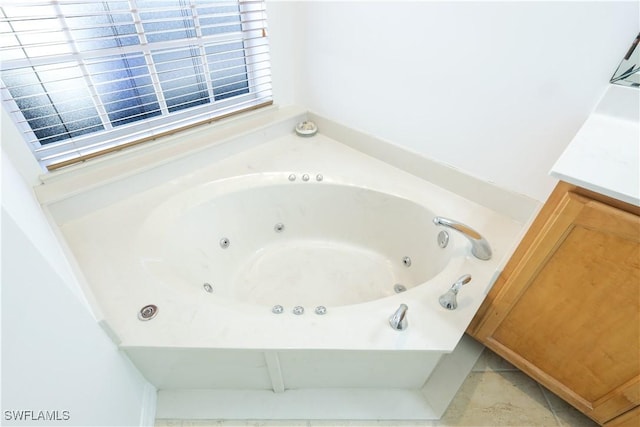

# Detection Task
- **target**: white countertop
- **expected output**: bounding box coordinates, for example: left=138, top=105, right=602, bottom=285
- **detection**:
left=551, top=86, right=640, bottom=207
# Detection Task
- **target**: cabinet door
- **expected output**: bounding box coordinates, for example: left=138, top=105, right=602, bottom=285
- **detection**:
left=474, top=191, right=640, bottom=424
left=604, top=406, right=640, bottom=427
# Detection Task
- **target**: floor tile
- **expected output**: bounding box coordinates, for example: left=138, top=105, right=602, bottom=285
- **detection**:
left=437, top=371, right=558, bottom=426
left=540, top=387, right=600, bottom=427
left=472, top=348, right=519, bottom=372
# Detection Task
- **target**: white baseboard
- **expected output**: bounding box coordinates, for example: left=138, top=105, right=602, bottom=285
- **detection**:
left=156, top=388, right=439, bottom=420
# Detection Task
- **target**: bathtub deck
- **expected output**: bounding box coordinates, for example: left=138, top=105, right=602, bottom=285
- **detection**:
left=57, top=130, right=523, bottom=351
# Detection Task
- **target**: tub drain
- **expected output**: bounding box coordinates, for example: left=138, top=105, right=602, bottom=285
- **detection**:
left=138, top=304, right=158, bottom=321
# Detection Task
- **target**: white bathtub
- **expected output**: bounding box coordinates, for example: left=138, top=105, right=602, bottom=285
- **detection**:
left=49, top=109, right=529, bottom=420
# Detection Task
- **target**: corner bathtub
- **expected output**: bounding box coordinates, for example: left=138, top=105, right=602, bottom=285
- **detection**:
left=54, top=127, right=524, bottom=420
left=138, top=174, right=461, bottom=313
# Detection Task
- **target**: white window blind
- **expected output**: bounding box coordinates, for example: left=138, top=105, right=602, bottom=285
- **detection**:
left=0, top=0, right=272, bottom=170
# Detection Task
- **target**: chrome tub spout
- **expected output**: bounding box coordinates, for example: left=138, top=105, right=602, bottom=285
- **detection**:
left=433, top=217, right=492, bottom=260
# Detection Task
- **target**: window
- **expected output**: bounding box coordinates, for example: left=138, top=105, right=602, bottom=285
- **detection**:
left=0, top=0, right=271, bottom=171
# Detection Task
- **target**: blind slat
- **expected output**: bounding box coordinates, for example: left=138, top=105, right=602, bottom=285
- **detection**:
left=0, top=0, right=271, bottom=170
left=31, top=78, right=272, bottom=149
left=41, top=95, right=274, bottom=163
left=7, top=56, right=270, bottom=115
left=1, top=33, right=268, bottom=71
left=19, top=72, right=272, bottom=143
left=0, top=26, right=266, bottom=57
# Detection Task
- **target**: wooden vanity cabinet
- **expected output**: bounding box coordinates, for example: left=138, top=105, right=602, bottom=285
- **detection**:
left=468, top=181, right=640, bottom=425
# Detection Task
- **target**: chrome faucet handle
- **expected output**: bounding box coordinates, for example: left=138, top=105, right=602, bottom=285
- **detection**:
left=389, top=304, right=408, bottom=330
left=439, top=274, right=472, bottom=310
left=433, top=217, right=492, bottom=260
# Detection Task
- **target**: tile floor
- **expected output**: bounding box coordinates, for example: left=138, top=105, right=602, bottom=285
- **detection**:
left=155, top=348, right=599, bottom=427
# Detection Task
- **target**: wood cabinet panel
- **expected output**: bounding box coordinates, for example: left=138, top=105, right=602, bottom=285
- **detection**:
left=605, top=406, right=640, bottom=427
left=470, top=187, right=640, bottom=425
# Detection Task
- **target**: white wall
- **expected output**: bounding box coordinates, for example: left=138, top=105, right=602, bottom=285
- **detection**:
left=1, top=210, right=155, bottom=426
left=1, top=149, right=85, bottom=302
left=1, top=109, right=42, bottom=186
left=272, top=1, right=639, bottom=202
left=1, top=124, right=155, bottom=425
left=267, top=1, right=304, bottom=107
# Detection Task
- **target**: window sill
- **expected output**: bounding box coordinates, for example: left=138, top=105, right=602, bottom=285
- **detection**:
left=34, top=104, right=306, bottom=205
